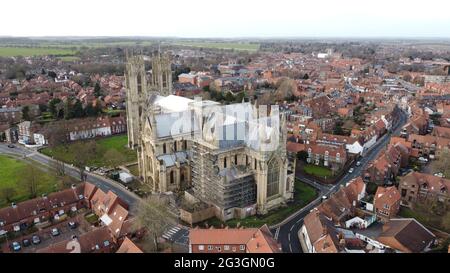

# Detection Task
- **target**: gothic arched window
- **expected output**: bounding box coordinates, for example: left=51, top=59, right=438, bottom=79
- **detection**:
left=267, top=159, right=280, bottom=198
left=137, top=74, right=142, bottom=93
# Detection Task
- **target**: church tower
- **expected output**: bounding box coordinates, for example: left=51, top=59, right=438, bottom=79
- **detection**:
left=125, top=54, right=147, bottom=149
left=150, top=52, right=172, bottom=96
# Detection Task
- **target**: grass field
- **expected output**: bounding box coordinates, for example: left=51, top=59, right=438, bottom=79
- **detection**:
left=0, top=155, right=61, bottom=208
left=203, top=179, right=318, bottom=228
left=0, top=47, right=76, bottom=57
left=40, top=135, right=137, bottom=168
left=172, top=41, right=260, bottom=52
left=303, top=164, right=333, bottom=178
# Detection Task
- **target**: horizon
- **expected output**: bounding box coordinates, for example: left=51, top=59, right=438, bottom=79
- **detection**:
left=2, top=35, right=450, bottom=41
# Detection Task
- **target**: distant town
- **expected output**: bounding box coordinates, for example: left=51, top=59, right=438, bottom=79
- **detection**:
left=0, top=37, right=449, bottom=254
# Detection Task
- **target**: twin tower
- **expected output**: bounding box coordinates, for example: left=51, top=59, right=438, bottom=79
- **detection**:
left=124, top=52, right=172, bottom=149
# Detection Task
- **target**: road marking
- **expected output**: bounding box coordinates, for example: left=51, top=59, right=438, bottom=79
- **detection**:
left=274, top=227, right=280, bottom=240
left=288, top=233, right=291, bottom=242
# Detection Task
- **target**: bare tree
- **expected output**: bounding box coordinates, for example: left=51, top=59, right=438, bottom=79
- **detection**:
left=133, top=195, right=177, bottom=252
left=104, top=149, right=126, bottom=169
left=72, top=140, right=97, bottom=181
left=46, top=121, right=69, bottom=176
left=431, top=149, right=450, bottom=178
left=17, top=165, right=38, bottom=198
left=0, top=187, right=17, bottom=203
left=61, top=175, right=75, bottom=188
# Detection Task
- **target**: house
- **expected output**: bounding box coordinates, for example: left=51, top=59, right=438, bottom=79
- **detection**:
left=374, top=119, right=387, bottom=138
left=364, top=144, right=406, bottom=185
left=401, top=115, right=428, bottom=136
left=398, top=171, right=450, bottom=208
left=316, top=133, right=364, bottom=155
left=305, top=143, right=347, bottom=171
left=0, top=182, right=131, bottom=241
left=376, top=218, right=436, bottom=253
left=116, top=237, right=143, bottom=253
left=337, top=107, right=353, bottom=118
left=0, top=184, right=86, bottom=234
left=0, top=107, right=22, bottom=124
left=300, top=209, right=340, bottom=253
left=189, top=225, right=281, bottom=253
left=3, top=126, right=18, bottom=143
left=17, top=121, right=41, bottom=145
left=431, top=126, right=450, bottom=138
left=67, top=116, right=126, bottom=141
left=408, top=134, right=450, bottom=159
left=37, top=226, right=116, bottom=253
left=35, top=116, right=127, bottom=146
left=178, top=73, right=197, bottom=85
left=316, top=177, right=366, bottom=225
left=373, top=186, right=401, bottom=222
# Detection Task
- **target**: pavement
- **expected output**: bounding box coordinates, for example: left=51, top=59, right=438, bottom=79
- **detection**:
left=274, top=110, right=408, bottom=253
left=0, top=143, right=141, bottom=209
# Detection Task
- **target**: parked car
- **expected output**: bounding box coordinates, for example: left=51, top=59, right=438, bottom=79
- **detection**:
left=348, top=168, right=354, bottom=174
left=356, top=161, right=361, bottom=167
left=434, top=172, right=445, bottom=178
left=7, top=144, right=15, bottom=148
left=11, top=242, right=21, bottom=252
left=32, top=235, right=41, bottom=245
left=321, top=195, right=328, bottom=202
left=22, top=239, right=31, bottom=247
left=51, top=228, right=60, bottom=237
left=68, top=221, right=77, bottom=229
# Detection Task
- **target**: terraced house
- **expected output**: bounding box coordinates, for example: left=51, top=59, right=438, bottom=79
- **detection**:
left=398, top=172, right=450, bottom=208
left=305, top=142, right=347, bottom=172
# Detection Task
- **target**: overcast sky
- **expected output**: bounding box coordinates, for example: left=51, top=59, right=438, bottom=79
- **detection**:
left=2, top=0, right=450, bottom=38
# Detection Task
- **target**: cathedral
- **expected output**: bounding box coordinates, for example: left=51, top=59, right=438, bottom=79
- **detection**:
left=125, top=53, right=294, bottom=221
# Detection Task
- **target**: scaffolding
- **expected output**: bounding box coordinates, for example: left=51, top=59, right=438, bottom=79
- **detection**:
left=191, top=141, right=256, bottom=211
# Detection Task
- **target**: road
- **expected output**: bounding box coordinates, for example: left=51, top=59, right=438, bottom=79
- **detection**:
left=0, top=144, right=140, bottom=208
left=275, top=110, right=408, bottom=253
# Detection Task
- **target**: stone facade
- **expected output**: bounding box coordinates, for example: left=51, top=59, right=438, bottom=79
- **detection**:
left=124, top=53, right=294, bottom=220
